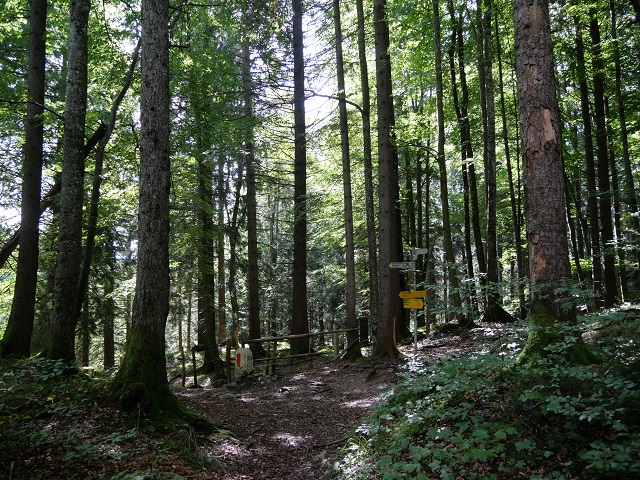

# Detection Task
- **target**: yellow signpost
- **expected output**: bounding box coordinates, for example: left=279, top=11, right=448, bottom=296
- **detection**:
left=403, top=298, right=424, bottom=309
left=398, top=290, right=427, bottom=299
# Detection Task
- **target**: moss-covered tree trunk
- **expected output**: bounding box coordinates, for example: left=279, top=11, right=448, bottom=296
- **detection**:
left=112, top=0, right=185, bottom=417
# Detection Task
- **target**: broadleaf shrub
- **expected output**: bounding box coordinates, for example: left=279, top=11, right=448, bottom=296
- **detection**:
left=335, top=311, right=640, bottom=478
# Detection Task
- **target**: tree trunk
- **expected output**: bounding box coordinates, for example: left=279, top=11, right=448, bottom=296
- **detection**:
left=103, top=229, right=115, bottom=370
left=575, top=17, right=603, bottom=310
left=611, top=0, right=640, bottom=269
left=607, top=100, right=627, bottom=299
left=198, top=153, right=224, bottom=376
left=216, top=160, right=227, bottom=346
left=589, top=11, right=617, bottom=307
left=186, top=282, right=192, bottom=351
left=457, top=14, right=486, bottom=279
left=242, top=44, right=264, bottom=355
left=291, top=0, right=309, bottom=355
left=404, top=150, right=417, bottom=251
left=81, top=289, right=90, bottom=367
left=356, top=0, right=378, bottom=340
left=75, top=41, right=140, bottom=326
left=0, top=0, right=47, bottom=358
left=564, top=171, right=585, bottom=282
left=496, top=15, right=526, bottom=318
left=482, top=0, right=502, bottom=321
left=228, top=159, right=243, bottom=349
left=45, top=0, right=91, bottom=361
left=433, top=0, right=463, bottom=321
left=475, top=0, right=489, bottom=188
left=112, top=0, right=191, bottom=417
left=333, top=0, right=361, bottom=358
left=447, top=2, right=479, bottom=320
left=512, top=0, right=593, bottom=363
left=372, top=0, right=401, bottom=358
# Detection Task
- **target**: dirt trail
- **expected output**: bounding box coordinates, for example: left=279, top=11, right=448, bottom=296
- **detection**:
left=175, top=332, right=478, bottom=479
left=176, top=361, right=398, bottom=479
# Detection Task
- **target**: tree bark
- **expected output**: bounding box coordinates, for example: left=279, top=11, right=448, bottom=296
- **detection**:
left=197, top=153, right=224, bottom=375
left=356, top=0, right=378, bottom=341
left=433, top=0, right=462, bottom=321
left=496, top=15, right=526, bottom=318
left=103, top=228, right=115, bottom=369
left=242, top=44, right=264, bottom=355
left=373, top=0, right=401, bottom=358
left=45, top=0, right=91, bottom=361
left=575, top=17, right=603, bottom=310
left=333, top=0, right=361, bottom=359
left=482, top=0, right=502, bottom=320
left=112, top=0, right=190, bottom=417
left=228, top=168, right=242, bottom=348
left=291, top=0, right=309, bottom=355
left=589, top=11, right=617, bottom=307
left=0, top=0, right=47, bottom=358
left=457, top=13, right=486, bottom=279
left=447, top=1, right=479, bottom=320
left=564, top=171, right=585, bottom=282
left=608, top=114, right=627, bottom=299
left=512, top=0, right=590, bottom=363
left=216, top=159, right=227, bottom=346
left=610, top=0, right=640, bottom=269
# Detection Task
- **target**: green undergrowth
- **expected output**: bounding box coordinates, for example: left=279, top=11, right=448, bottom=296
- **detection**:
left=0, top=357, right=223, bottom=479
left=336, top=310, right=640, bottom=479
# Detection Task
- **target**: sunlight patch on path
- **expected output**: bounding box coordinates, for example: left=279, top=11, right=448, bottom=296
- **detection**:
left=272, top=432, right=308, bottom=447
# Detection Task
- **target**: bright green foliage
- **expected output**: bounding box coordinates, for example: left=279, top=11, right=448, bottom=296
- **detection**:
left=336, top=311, right=640, bottom=478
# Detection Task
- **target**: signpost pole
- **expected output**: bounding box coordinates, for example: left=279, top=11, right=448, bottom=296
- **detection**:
left=390, top=249, right=428, bottom=355
left=412, top=248, right=429, bottom=354
left=412, top=262, right=417, bottom=353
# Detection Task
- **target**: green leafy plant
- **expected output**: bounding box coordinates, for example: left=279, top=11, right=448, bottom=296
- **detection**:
left=335, top=311, right=640, bottom=478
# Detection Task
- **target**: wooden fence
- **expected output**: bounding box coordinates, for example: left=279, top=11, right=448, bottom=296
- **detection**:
left=188, top=327, right=359, bottom=385
left=241, top=327, right=359, bottom=375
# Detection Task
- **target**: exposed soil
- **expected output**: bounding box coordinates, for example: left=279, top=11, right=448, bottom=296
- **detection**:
left=0, top=330, right=479, bottom=480
left=174, top=331, right=478, bottom=479
left=176, top=361, right=398, bottom=479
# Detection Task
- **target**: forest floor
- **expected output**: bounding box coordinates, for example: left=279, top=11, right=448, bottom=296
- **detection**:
left=0, top=330, right=477, bottom=480
left=175, top=330, right=477, bottom=479
left=3, top=318, right=638, bottom=479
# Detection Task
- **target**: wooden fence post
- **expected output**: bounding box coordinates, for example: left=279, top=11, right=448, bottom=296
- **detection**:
left=225, top=342, right=231, bottom=383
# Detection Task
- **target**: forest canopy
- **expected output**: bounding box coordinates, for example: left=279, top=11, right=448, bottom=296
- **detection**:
left=0, top=0, right=638, bottom=382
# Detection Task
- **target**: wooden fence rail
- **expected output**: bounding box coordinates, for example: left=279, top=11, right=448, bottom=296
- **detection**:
left=240, top=327, right=358, bottom=375
left=189, top=327, right=360, bottom=384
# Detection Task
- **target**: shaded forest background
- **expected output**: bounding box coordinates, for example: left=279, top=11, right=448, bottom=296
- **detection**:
left=0, top=0, right=639, bottom=367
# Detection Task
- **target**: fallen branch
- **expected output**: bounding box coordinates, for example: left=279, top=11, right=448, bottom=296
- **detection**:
left=365, top=363, right=398, bottom=382
left=308, top=436, right=349, bottom=449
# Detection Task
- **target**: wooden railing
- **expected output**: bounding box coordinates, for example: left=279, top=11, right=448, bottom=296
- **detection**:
left=242, top=327, right=359, bottom=375
left=189, top=327, right=359, bottom=385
